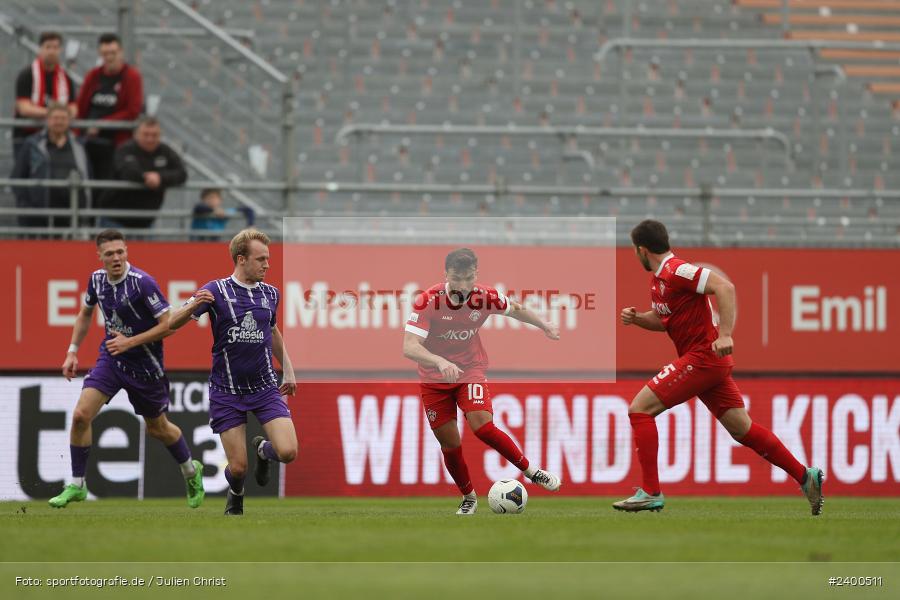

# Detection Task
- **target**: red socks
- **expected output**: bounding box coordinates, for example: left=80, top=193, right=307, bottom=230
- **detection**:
left=627, top=413, right=806, bottom=492
left=442, top=422, right=530, bottom=495
left=474, top=421, right=529, bottom=471
left=739, top=422, right=807, bottom=484
left=629, top=412, right=661, bottom=496
left=441, top=446, right=474, bottom=495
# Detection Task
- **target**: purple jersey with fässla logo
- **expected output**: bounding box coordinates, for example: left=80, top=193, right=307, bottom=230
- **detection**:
left=190, top=276, right=281, bottom=395
left=83, top=263, right=170, bottom=379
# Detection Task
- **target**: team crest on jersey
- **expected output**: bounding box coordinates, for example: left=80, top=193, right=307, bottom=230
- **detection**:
left=227, top=311, right=265, bottom=344
left=261, top=295, right=270, bottom=309
left=658, top=282, right=666, bottom=297
left=106, top=310, right=133, bottom=336
left=469, top=310, right=481, bottom=322
left=426, top=409, right=438, bottom=422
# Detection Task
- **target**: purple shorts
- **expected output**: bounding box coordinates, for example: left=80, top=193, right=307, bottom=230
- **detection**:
left=82, top=358, right=169, bottom=418
left=208, top=386, right=291, bottom=434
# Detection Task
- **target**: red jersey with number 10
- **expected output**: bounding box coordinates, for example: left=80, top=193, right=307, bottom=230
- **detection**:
left=650, top=253, right=733, bottom=366
left=405, top=283, right=511, bottom=382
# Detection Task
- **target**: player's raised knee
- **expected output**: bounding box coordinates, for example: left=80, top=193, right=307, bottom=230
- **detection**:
left=278, top=447, right=297, bottom=463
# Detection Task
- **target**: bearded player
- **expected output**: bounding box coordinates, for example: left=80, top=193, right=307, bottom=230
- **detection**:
left=615, top=220, right=824, bottom=515
left=402, top=248, right=562, bottom=515
left=52, top=229, right=205, bottom=509
left=169, top=229, right=297, bottom=516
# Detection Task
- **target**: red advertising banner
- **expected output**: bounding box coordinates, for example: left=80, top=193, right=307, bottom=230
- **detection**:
left=280, top=243, right=616, bottom=377
left=0, top=241, right=897, bottom=373
left=285, top=379, right=900, bottom=497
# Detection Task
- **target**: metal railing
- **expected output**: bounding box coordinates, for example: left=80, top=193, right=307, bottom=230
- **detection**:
left=162, top=0, right=296, bottom=213
left=0, top=6, right=282, bottom=217
left=0, top=116, right=269, bottom=218
left=2, top=177, right=899, bottom=246
left=593, top=38, right=900, bottom=65
left=36, top=24, right=256, bottom=39
left=335, top=124, right=795, bottom=170
left=0, top=118, right=136, bottom=130
left=593, top=37, right=875, bottom=176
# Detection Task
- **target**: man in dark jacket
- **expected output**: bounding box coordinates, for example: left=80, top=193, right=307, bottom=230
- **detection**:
left=103, top=115, right=187, bottom=230
left=11, top=102, right=91, bottom=230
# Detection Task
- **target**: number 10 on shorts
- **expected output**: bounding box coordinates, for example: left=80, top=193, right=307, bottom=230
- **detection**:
left=467, top=383, right=484, bottom=401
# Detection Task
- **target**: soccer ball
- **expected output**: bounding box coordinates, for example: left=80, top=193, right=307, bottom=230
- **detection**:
left=487, top=479, right=528, bottom=514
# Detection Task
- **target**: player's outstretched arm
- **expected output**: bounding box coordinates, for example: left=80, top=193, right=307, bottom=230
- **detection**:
left=704, top=272, right=736, bottom=357
left=272, top=325, right=297, bottom=396
left=506, top=300, right=559, bottom=340
left=168, top=289, right=214, bottom=331
left=402, top=332, right=463, bottom=383
left=62, top=304, right=95, bottom=381
left=105, top=310, right=174, bottom=356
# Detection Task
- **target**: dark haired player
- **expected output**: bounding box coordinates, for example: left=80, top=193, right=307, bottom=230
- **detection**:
left=402, top=248, right=562, bottom=515
left=616, top=219, right=824, bottom=515
left=52, top=229, right=204, bottom=508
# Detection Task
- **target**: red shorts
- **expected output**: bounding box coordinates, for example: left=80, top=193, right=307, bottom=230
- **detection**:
left=646, top=354, right=745, bottom=419
left=420, top=381, right=493, bottom=429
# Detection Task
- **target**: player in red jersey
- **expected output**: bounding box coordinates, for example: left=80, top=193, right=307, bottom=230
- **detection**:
left=403, top=248, right=562, bottom=514
left=615, top=220, right=824, bottom=515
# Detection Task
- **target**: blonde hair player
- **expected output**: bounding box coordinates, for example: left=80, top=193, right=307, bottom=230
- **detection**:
left=169, top=229, right=298, bottom=516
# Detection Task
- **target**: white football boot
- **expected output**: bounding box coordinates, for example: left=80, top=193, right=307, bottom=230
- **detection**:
left=456, top=492, right=478, bottom=515
left=527, top=468, right=561, bottom=492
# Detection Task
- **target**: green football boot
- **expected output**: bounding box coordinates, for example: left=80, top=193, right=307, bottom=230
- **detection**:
left=801, top=467, right=824, bottom=516
left=48, top=483, right=87, bottom=508
left=612, top=488, right=665, bottom=512
left=185, top=459, right=205, bottom=509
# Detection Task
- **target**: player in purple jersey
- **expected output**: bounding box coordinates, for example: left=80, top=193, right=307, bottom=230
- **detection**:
left=169, top=229, right=297, bottom=516
left=50, top=229, right=205, bottom=509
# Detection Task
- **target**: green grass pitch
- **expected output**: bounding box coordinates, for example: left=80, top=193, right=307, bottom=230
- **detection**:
left=2, top=497, right=898, bottom=599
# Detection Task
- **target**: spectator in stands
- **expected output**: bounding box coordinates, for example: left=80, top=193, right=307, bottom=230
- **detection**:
left=13, top=31, right=78, bottom=161
left=11, top=102, right=91, bottom=230
left=102, top=116, right=186, bottom=230
left=191, top=188, right=255, bottom=238
left=76, top=33, right=143, bottom=181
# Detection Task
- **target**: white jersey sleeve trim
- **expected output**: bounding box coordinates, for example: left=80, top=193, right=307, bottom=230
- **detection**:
left=405, top=324, right=429, bottom=338
left=696, top=268, right=711, bottom=294
left=153, top=306, right=171, bottom=319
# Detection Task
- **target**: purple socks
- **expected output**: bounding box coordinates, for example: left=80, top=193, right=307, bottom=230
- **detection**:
left=224, top=466, right=244, bottom=495
left=261, top=440, right=280, bottom=462
left=165, top=435, right=192, bottom=464
left=70, top=445, right=90, bottom=478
